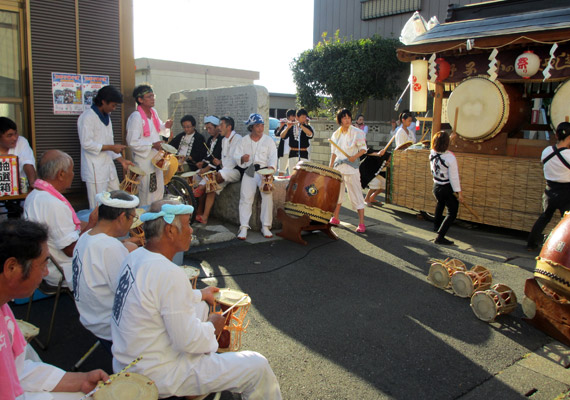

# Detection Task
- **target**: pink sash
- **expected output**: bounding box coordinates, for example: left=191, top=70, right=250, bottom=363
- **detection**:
left=137, top=105, right=161, bottom=137
left=34, top=179, right=81, bottom=231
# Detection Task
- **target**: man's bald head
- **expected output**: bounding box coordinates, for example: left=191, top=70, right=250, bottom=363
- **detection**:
left=38, top=150, right=73, bottom=181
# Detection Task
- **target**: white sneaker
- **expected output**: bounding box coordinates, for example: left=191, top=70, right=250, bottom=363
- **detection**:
left=237, top=227, right=248, bottom=240
left=261, top=226, right=273, bottom=238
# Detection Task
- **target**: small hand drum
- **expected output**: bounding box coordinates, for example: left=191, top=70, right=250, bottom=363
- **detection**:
left=180, top=265, right=200, bottom=289
left=179, top=171, right=199, bottom=188
left=175, top=154, right=187, bottom=174
left=129, top=208, right=146, bottom=247
left=120, top=166, right=146, bottom=195
left=93, top=373, right=158, bottom=400
left=16, top=319, right=39, bottom=342
left=451, top=265, right=493, bottom=298
left=202, top=170, right=221, bottom=193
left=471, top=283, right=517, bottom=322
left=257, top=168, right=274, bottom=194
left=212, top=288, right=251, bottom=352
left=151, top=143, right=177, bottom=171
left=427, top=258, right=466, bottom=289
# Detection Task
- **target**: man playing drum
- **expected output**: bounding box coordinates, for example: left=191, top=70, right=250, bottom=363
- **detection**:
left=234, top=113, right=278, bottom=240
left=0, top=219, right=108, bottom=399
left=168, top=114, right=207, bottom=172
left=195, top=116, right=243, bottom=224
left=77, top=85, right=134, bottom=209
left=111, top=199, right=282, bottom=399
left=126, top=84, right=173, bottom=206
left=72, top=190, right=139, bottom=354
left=527, top=122, right=570, bottom=250
left=24, top=150, right=98, bottom=287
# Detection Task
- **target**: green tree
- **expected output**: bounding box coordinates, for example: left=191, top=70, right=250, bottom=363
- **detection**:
left=291, top=31, right=405, bottom=114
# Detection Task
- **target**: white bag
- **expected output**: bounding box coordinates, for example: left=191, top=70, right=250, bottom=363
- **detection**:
left=399, top=11, right=428, bottom=45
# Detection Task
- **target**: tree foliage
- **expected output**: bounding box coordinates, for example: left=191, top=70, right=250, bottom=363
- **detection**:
left=291, top=31, right=405, bottom=114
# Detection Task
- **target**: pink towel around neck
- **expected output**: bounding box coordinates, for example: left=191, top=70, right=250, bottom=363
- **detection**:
left=33, top=179, right=81, bottom=231
left=137, top=105, right=161, bottom=137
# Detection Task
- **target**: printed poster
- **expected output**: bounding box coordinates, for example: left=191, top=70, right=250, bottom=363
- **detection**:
left=82, top=74, right=110, bottom=111
left=51, top=73, right=110, bottom=115
left=0, top=155, right=19, bottom=196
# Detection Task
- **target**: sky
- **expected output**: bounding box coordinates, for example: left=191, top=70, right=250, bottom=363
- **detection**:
left=133, top=0, right=314, bottom=94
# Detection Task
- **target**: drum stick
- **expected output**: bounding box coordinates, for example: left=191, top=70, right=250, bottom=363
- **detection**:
left=92, top=162, right=98, bottom=195
left=327, top=139, right=351, bottom=159
left=565, top=115, right=569, bottom=122
left=221, top=295, right=248, bottom=316
left=453, top=108, right=459, bottom=134
left=369, top=135, right=397, bottom=157
left=204, top=142, right=213, bottom=157
left=460, top=199, right=481, bottom=222
left=78, top=356, right=143, bottom=400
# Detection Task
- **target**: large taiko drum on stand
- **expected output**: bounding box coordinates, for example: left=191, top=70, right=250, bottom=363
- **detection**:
left=534, top=211, right=570, bottom=299
left=550, top=80, right=570, bottom=131
left=283, top=161, right=342, bottom=224
left=447, top=76, right=529, bottom=142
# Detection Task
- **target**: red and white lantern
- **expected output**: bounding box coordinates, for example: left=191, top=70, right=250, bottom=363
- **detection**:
left=515, top=51, right=540, bottom=79
left=435, top=58, right=450, bottom=82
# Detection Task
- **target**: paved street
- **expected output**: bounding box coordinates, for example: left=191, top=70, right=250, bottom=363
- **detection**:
left=12, top=200, right=570, bottom=399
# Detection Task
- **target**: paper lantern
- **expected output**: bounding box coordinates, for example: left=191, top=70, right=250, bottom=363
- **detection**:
left=435, top=58, right=450, bottom=82
left=410, top=60, right=428, bottom=112
left=515, top=51, right=540, bottom=79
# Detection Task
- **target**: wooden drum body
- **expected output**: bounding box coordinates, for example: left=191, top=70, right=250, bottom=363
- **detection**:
left=471, top=283, right=517, bottom=322
left=535, top=211, right=570, bottom=298
left=447, top=76, right=529, bottom=142
left=451, top=265, right=493, bottom=298
left=179, top=171, right=199, bottom=188
left=550, top=80, right=570, bottom=131
left=151, top=143, right=177, bottom=171
left=180, top=265, right=200, bottom=289
left=120, top=166, right=146, bottom=195
left=202, top=171, right=220, bottom=193
left=211, top=288, right=251, bottom=352
left=427, top=258, right=466, bottom=289
left=284, top=161, right=342, bottom=224
left=257, top=168, right=274, bottom=194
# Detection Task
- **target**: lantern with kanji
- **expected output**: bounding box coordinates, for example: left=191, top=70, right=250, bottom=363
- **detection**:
left=435, top=58, right=450, bottom=82
left=515, top=50, right=540, bottom=79
left=410, top=59, right=428, bottom=112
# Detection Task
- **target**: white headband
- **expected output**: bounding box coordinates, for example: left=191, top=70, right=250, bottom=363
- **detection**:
left=96, top=192, right=140, bottom=208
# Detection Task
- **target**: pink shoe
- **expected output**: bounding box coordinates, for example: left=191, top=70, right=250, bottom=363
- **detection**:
left=329, top=217, right=340, bottom=226
left=356, top=224, right=366, bottom=233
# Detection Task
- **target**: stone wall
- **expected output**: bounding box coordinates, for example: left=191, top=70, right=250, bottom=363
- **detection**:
left=308, top=120, right=394, bottom=165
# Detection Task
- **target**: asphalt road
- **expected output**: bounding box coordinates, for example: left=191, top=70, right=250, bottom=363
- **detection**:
left=11, top=201, right=570, bottom=399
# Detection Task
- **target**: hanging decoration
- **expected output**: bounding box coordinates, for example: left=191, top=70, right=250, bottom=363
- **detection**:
left=410, top=60, right=428, bottom=112
left=487, top=48, right=499, bottom=81
left=543, top=43, right=558, bottom=81
left=428, top=53, right=437, bottom=83
left=514, top=50, right=540, bottom=79
left=435, top=58, right=450, bottom=82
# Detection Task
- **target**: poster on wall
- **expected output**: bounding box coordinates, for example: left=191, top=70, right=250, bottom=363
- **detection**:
left=82, top=74, right=110, bottom=111
left=0, top=155, right=19, bottom=196
left=51, top=73, right=110, bottom=115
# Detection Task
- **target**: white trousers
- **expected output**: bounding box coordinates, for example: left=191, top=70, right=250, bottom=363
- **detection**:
left=138, top=167, right=164, bottom=207
left=278, top=156, right=289, bottom=175
left=239, top=172, right=273, bottom=229
left=287, top=157, right=308, bottom=175
left=338, top=172, right=366, bottom=210
left=85, top=178, right=120, bottom=209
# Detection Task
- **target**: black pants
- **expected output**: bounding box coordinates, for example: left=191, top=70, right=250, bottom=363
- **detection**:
left=527, top=183, right=570, bottom=247
left=433, top=183, right=458, bottom=240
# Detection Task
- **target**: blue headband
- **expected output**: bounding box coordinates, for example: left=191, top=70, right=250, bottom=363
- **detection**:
left=139, top=204, right=194, bottom=224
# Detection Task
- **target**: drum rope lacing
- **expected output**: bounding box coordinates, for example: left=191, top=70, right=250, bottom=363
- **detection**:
left=535, top=268, right=570, bottom=288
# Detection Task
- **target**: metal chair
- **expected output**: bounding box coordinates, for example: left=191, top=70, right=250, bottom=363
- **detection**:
left=25, top=255, right=72, bottom=349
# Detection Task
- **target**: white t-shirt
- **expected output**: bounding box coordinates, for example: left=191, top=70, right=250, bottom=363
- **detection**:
left=541, top=145, right=570, bottom=183
left=8, top=136, right=35, bottom=179
left=24, top=190, right=79, bottom=287
left=221, top=131, right=242, bottom=170
left=72, top=231, right=129, bottom=340
left=330, top=125, right=367, bottom=175
left=111, top=248, right=218, bottom=395
left=77, top=107, right=120, bottom=184
left=234, top=134, right=277, bottom=171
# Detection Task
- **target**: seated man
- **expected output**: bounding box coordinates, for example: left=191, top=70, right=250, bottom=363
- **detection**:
left=111, top=199, right=282, bottom=399
left=0, top=219, right=107, bottom=398
left=169, top=114, right=207, bottom=172
left=0, top=117, right=37, bottom=218
left=195, top=116, right=242, bottom=224
left=24, top=150, right=97, bottom=287
left=72, top=190, right=139, bottom=353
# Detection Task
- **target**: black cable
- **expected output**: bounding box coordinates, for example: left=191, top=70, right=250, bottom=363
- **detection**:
left=205, top=239, right=336, bottom=278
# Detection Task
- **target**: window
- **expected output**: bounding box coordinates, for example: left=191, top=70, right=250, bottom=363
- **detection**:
left=361, top=0, right=421, bottom=20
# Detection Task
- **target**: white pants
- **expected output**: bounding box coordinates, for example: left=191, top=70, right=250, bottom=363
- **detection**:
left=338, top=172, right=366, bottom=210
left=287, top=157, right=308, bottom=175
left=85, top=178, right=120, bottom=209
left=239, top=172, right=273, bottom=229
left=368, top=175, right=386, bottom=190
left=278, top=156, right=289, bottom=175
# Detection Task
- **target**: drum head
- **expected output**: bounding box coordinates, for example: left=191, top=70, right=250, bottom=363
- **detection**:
left=428, top=263, right=451, bottom=288
left=128, top=166, right=146, bottom=177
left=161, top=143, right=177, bottom=154
left=215, top=288, right=251, bottom=307
left=181, top=265, right=200, bottom=280
left=447, top=76, right=508, bottom=141
left=257, top=168, right=274, bottom=175
left=180, top=171, right=198, bottom=178
left=93, top=373, right=158, bottom=400
left=451, top=272, right=474, bottom=298
left=16, top=320, right=39, bottom=341
left=394, top=141, right=413, bottom=151
left=550, top=80, right=570, bottom=131
left=130, top=208, right=145, bottom=230
left=470, top=291, right=498, bottom=322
